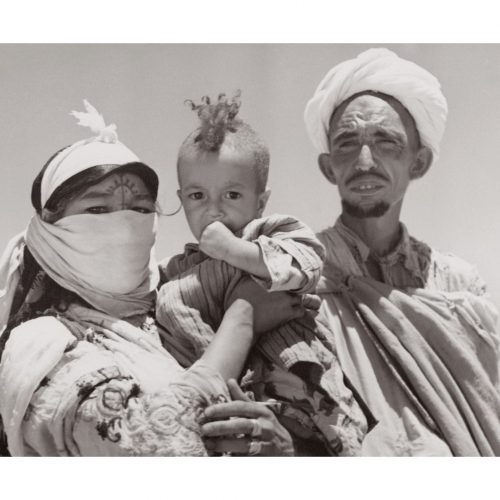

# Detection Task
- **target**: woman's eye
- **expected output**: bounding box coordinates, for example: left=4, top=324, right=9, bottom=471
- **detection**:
left=225, top=191, right=242, bottom=200
left=85, top=206, right=109, bottom=214
left=188, top=192, right=204, bottom=200
left=132, top=207, right=154, bottom=214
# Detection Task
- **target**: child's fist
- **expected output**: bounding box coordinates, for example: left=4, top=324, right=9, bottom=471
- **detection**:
left=199, top=221, right=237, bottom=261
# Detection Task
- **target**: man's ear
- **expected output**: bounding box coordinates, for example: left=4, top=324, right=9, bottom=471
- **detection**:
left=318, top=153, right=337, bottom=185
left=257, top=188, right=271, bottom=217
left=409, top=146, right=433, bottom=180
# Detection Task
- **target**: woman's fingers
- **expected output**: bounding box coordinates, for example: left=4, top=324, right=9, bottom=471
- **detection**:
left=227, top=378, right=251, bottom=401
left=302, top=293, right=321, bottom=311
left=201, top=417, right=268, bottom=438
left=203, top=400, right=269, bottom=420
left=204, top=437, right=276, bottom=456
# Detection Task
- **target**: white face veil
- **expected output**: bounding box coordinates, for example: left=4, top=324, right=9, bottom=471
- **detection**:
left=304, top=48, right=448, bottom=165
left=0, top=100, right=159, bottom=332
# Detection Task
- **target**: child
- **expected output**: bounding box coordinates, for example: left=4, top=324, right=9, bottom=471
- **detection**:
left=156, top=92, right=374, bottom=455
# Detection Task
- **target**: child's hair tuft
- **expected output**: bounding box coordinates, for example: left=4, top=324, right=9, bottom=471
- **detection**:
left=178, top=90, right=270, bottom=192
left=185, top=90, right=242, bottom=151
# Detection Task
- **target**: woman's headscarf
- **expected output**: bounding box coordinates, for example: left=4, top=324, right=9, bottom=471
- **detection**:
left=0, top=100, right=159, bottom=332
left=304, top=48, right=448, bottom=165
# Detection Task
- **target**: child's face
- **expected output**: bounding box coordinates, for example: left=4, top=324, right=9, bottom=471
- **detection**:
left=178, top=149, right=270, bottom=241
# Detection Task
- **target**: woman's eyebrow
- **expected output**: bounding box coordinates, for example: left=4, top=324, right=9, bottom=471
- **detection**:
left=78, top=190, right=113, bottom=200
left=79, top=191, right=153, bottom=201
left=133, top=193, right=154, bottom=201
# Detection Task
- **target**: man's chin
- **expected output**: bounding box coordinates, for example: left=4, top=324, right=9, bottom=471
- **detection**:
left=342, top=200, right=390, bottom=218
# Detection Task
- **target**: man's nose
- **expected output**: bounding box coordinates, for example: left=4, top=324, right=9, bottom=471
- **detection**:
left=355, top=144, right=376, bottom=172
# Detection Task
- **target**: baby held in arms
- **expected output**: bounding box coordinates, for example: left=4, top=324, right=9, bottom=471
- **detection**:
left=156, top=91, right=374, bottom=455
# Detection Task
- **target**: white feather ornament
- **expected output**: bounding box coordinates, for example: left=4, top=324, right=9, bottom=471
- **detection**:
left=70, top=99, right=118, bottom=143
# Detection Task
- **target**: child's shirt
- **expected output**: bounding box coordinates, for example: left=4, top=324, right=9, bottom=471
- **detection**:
left=156, top=214, right=372, bottom=456
left=156, top=214, right=326, bottom=365
left=162, top=213, right=325, bottom=293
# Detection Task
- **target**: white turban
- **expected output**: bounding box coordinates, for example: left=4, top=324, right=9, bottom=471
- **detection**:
left=304, top=48, right=448, bottom=164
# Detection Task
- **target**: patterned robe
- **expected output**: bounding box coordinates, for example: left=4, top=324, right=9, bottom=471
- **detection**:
left=0, top=304, right=229, bottom=456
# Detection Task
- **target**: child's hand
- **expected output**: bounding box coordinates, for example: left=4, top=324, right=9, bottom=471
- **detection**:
left=199, top=221, right=238, bottom=261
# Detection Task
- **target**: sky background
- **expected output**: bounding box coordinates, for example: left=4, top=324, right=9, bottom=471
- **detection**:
left=1, top=44, right=499, bottom=309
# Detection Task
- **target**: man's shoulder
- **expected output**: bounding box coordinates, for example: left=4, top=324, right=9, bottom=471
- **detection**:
left=414, top=239, right=487, bottom=295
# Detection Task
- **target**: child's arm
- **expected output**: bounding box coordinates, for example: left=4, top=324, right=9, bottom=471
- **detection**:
left=199, top=221, right=271, bottom=280
left=199, top=216, right=325, bottom=293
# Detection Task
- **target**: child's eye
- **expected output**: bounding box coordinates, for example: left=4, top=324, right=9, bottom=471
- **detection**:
left=85, top=206, right=109, bottom=214
left=225, top=191, right=242, bottom=200
left=188, top=192, right=205, bottom=200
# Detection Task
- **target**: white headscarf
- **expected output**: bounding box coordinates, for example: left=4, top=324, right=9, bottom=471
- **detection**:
left=41, top=100, right=140, bottom=208
left=304, top=48, right=448, bottom=164
left=0, top=100, right=158, bottom=333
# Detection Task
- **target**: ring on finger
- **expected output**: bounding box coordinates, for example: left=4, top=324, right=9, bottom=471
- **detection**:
left=250, top=418, right=262, bottom=437
left=248, top=440, right=263, bottom=456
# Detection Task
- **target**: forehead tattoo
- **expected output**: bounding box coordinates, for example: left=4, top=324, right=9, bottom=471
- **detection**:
left=104, top=174, right=141, bottom=194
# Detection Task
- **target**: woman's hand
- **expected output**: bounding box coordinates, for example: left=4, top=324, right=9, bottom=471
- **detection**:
left=226, top=277, right=308, bottom=334
left=200, top=379, right=295, bottom=456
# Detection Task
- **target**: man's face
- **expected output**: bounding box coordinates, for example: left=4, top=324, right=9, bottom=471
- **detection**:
left=318, top=93, right=429, bottom=218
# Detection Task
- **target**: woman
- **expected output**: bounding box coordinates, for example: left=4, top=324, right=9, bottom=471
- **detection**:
left=0, top=101, right=297, bottom=456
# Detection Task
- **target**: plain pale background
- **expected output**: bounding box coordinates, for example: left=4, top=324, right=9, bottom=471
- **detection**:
left=1, top=44, right=499, bottom=308
left=1, top=0, right=499, bottom=497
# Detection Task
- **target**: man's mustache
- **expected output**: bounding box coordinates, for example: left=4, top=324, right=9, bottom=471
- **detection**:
left=346, top=172, right=389, bottom=185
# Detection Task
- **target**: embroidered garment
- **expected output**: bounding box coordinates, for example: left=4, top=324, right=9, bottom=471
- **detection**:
left=316, top=219, right=500, bottom=456
left=0, top=304, right=228, bottom=456
left=157, top=213, right=372, bottom=456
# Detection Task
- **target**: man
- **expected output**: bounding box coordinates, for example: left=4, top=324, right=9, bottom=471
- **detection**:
left=304, top=48, right=500, bottom=456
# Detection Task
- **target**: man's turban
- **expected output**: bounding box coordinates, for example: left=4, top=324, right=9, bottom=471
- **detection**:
left=304, top=48, right=448, bottom=164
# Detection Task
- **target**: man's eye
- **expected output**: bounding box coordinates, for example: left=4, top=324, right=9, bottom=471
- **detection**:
left=85, top=206, right=109, bottom=214
left=225, top=191, right=242, bottom=200
left=377, top=139, right=401, bottom=151
left=336, top=141, right=359, bottom=152
left=188, top=192, right=204, bottom=200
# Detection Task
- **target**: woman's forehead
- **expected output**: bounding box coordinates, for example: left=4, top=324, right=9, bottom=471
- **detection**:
left=79, top=172, right=152, bottom=197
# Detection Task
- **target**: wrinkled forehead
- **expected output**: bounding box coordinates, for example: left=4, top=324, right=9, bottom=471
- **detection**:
left=328, top=91, right=420, bottom=143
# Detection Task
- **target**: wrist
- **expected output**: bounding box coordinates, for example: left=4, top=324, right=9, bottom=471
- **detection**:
left=221, top=235, right=245, bottom=265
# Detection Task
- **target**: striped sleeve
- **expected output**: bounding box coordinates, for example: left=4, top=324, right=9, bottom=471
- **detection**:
left=241, top=214, right=325, bottom=293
